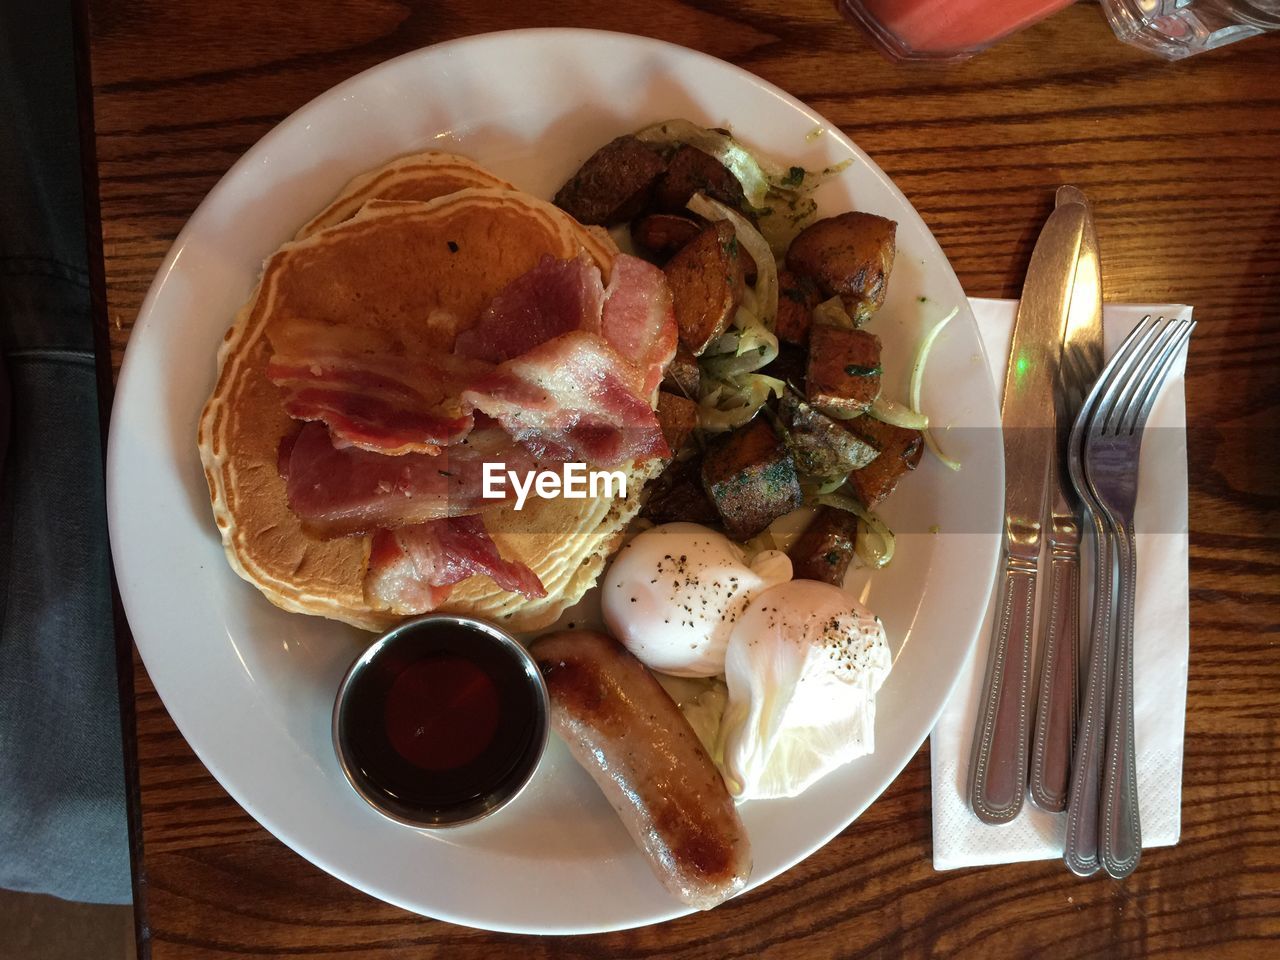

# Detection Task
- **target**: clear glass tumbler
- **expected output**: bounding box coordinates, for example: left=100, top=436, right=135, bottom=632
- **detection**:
left=1099, top=0, right=1280, bottom=58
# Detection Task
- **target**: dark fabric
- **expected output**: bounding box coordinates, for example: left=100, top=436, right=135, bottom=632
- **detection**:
left=0, top=0, right=131, bottom=904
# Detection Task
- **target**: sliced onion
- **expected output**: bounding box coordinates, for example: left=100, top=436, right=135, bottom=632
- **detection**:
left=757, top=197, right=817, bottom=256
left=742, top=506, right=817, bottom=559
left=815, top=494, right=896, bottom=568
left=869, top=396, right=929, bottom=431
left=687, top=193, right=778, bottom=332
left=635, top=119, right=780, bottom=207
left=813, top=295, right=856, bottom=329
left=697, top=373, right=784, bottom=432
left=703, top=307, right=779, bottom=379
left=909, top=305, right=962, bottom=471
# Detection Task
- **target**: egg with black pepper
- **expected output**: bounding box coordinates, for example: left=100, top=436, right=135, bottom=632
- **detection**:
left=718, top=579, right=892, bottom=799
left=602, top=523, right=792, bottom=677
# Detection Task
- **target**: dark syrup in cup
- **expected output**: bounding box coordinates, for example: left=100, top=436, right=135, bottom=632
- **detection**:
left=333, top=615, right=548, bottom=827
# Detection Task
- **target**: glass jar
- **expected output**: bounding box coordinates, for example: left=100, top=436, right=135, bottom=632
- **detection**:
left=1099, top=0, right=1280, bottom=59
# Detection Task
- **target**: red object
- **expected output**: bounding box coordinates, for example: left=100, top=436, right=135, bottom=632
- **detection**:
left=383, top=655, right=501, bottom=771
left=841, top=0, right=1078, bottom=60
left=364, top=515, right=547, bottom=614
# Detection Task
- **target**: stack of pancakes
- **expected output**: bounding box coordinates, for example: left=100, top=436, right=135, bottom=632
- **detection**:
left=199, top=153, right=662, bottom=632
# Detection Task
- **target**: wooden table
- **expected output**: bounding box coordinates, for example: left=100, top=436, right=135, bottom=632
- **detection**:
left=83, top=2, right=1280, bottom=956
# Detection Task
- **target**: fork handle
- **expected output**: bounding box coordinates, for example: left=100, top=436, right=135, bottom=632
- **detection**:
left=1064, top=514, right=1114, bottom=875
left=969, top=551, right=1037, bottom=823
left=1029, top=533, right=1079, bottom=811
left=1101, top=524, right=1143, bottom=877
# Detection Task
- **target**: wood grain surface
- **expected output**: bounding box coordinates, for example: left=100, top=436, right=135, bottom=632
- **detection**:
left=82, top=2, right=1280, bottom=957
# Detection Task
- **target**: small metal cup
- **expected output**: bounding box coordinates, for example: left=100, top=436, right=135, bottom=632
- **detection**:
left=332, top=614, right=549, bottom=828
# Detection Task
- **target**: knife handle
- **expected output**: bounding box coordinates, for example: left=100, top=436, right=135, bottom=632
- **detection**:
left=1101, top=522, right=1142, bottom=877
left=1064, top=516, right=1114, bottom=876
left=969, top=551, right=1037, bottom=824
left=1029, top=536, right=1080, bottom=811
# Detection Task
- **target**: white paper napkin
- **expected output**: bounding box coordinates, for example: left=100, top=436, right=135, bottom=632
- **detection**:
left=930, top=299, right=1192, bottom=870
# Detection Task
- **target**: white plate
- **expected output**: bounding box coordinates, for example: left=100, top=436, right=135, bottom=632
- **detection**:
left=107, top=29, right=1003, bottom=934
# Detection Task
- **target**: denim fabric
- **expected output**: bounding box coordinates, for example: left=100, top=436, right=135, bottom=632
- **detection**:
left=0, top=0, right=131, bottom=905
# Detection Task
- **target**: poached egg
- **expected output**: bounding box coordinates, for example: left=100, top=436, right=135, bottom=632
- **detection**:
left=602, top=523, right=792, bottom=677
left=719, top=579, right=892, bottom=800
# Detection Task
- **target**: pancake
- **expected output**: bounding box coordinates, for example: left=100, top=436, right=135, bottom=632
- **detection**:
left=199, top=185, right=657, bottom=633
left=295, top=151, right=515, bottom=240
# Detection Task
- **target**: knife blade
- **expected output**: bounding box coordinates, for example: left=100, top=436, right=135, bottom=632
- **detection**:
left=1029, top=186, right=1104, bottom=813
left=969, top=200, right=1086, bottom=824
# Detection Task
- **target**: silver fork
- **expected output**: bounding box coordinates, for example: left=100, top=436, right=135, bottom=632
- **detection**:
left=1062, top=320, right=1147, bottom=876
left=1087, top=315, right=1195, bottom=878
left=1062, top=316, right=1190, bottom=875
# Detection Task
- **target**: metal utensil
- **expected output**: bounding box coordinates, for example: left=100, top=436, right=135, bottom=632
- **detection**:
left=1062, top=316, right=1194, bottom=875
left=1062, top=322, right=1144, bottom=876
left=1088, top=316, right=1195, bottom=878
left=1029, top=186, right=1104, bottom=812
left=969, top=201, right=1086, bottom=824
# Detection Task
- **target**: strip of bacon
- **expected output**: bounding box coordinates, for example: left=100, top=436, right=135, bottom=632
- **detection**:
left=600, top=255, right=678, bottom=399
left=267, top=319, right=493, bottom=455
left=283, top=421, right=533, bottom=538
left=364, top=516, right=546, bottom=614
left=453, top=252, right=605, bottom=363
left=462, top=330, right=669, bottom=467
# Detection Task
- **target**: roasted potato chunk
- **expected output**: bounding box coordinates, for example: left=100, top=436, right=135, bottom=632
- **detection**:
left=701, top=419, right=803, bottom=540
left=778, top=392, right=881, bottom=478
left=656, top=391, right=699, bottom=454
left=663, top=343, right=701, bottom=398
left=643, top=454, right=718, bottom=526
left=806, top=325, right=883, bottom=418
left=774, top=270, right=821, bottom=346
left=789, top=506, right=859, bottom=586
left=786, top=212, right=896, bottom=322
left=655, top=144, right=746, bottom=214
left=845, top=417, right=923, bottom=509
left=631, top=213, right=704, bottom=260
left=664, top=220, right=744, bottom=356
left=553, top=135, right=667, bottom=226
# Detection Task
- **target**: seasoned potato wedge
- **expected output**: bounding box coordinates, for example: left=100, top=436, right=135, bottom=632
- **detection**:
left=553, top=135, right=667, bottom=226
left=789, top=506, right=859, bottom=586
left=656, top=391, right=699, bottom=454
left=643, top=454, right=719, bottom=526
left=774, top=269, right=821, bottom=346
left=806, top=325, right=883, bottom=418
left=786, top=212, right=896, bottom=322
left=663, top=343, right=702, bottom=398
left=631, top=213, right=704, bottom=259
left=701, top=418, right=803, bottom=541
left=664, top=220, right=745, bottom=356
left=778, top=392, right=881, bottom=478
left=655, top=144, right=746, bottom=213
left=845, top=417, right=923, bottom=509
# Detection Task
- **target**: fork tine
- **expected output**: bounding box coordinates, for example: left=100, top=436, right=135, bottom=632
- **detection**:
left=1125, top=320, right=1195, bottom=436
left=1107, top=318, right=1180, bottom=435
left=1088, top=316, right=1163, bottom=438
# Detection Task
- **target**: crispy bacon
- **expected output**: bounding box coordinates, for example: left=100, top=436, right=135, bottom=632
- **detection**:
left=454, top=253, right=676, bottom=399
left=453, top=253, right=605, bottom=363
left=364, top=516, right=546, bottom=614
left=267, top=319, right=492, bottom=455
left=283, top=421, right=532, bottom=538
left=601, top=254, right=678, bottom=398
left=462, top=330, right=669, bottom=466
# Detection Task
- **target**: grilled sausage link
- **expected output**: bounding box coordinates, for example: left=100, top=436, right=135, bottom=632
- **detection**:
left=530, top=629, right=751, bottom=909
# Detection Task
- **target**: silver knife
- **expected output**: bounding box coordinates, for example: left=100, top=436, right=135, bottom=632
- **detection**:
left=969, top=200, right=1086, bottom=824
left=1029, top=186, right=1104, bottom=813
